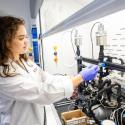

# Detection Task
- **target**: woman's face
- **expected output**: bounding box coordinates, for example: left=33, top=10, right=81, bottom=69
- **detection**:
left=8, top=25, right=29, bottom=58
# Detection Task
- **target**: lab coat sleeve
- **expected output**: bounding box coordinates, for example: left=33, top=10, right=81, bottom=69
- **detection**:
left=41, top=71, right=74, bottom=98
left=0, top=71, right=74, bottom=105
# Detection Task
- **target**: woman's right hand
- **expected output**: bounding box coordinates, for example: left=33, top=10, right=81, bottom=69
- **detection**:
left=79, top=65, right=98, bottom=81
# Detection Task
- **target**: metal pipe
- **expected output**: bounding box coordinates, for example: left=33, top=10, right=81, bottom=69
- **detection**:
left=80, top=56, right=125, bottom=72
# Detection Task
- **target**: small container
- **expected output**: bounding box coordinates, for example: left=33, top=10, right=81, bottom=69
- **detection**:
left=61, top=109, right=88, bottom=125
left=101, top=120, right=116, bottom=125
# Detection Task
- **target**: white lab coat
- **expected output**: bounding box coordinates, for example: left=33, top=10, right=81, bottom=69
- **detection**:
left=0, top=59, right=73, bottom=125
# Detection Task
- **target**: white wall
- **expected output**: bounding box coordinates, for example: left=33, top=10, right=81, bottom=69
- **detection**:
left=42, top=9, right=125, bottom=76
left=0, top=0, right=31, bottom=35
left=42, top=32, right=77, bottom=75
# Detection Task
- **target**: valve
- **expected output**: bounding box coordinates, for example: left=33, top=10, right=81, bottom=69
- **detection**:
left=53, top=45, right=58, bottom=64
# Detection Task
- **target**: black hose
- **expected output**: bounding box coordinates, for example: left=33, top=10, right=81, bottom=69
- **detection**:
left=43, top=106, right=46, bottom=125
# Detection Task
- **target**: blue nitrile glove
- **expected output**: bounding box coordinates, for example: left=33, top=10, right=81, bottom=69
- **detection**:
left=80, top=65, right=98, bottom=81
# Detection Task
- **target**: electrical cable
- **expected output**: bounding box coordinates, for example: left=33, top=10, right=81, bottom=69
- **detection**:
left=90, top=22, right=102, bottom=59
left=70, top=29, right=77, bottom=55
left=60, top=29, right=77, bottom=68
left=110, top=106, right=125, bottom=121
left=91, top=104, right=102, bottom=111
left=116, top=109, right=120, bottom=125
left=121, top=108, right=125, bottom=125
left=43, top=106, right=46, bottom=125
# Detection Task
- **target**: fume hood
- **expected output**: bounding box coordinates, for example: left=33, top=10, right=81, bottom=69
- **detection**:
left=40, top=0, right=125, bottom=37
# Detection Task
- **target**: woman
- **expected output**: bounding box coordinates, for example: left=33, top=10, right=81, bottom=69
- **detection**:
left=0, top=16, right=98, bottom=125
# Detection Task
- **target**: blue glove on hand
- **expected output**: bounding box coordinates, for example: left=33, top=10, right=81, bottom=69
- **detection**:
left=80, top=65, right=98, bottom=81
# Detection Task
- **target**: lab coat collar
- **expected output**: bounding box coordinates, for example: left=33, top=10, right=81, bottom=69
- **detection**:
left=7, top=58, right=29, bottom=75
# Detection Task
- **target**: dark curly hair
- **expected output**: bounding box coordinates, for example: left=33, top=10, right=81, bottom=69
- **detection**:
left=0, top=16, right=28, bottom=76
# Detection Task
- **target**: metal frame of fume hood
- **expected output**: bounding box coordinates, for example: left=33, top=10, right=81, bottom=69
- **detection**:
left=80, top=56, right=125, bottom=72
